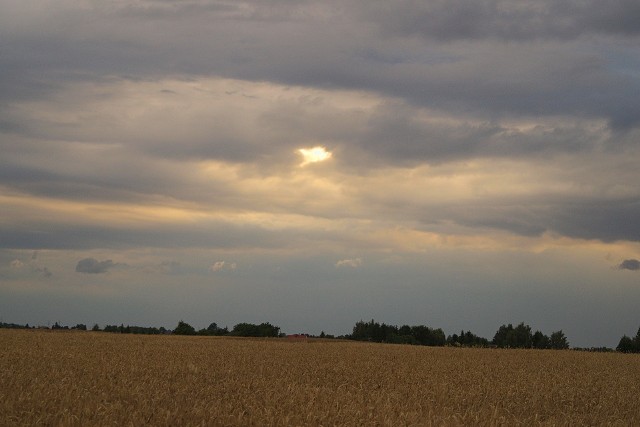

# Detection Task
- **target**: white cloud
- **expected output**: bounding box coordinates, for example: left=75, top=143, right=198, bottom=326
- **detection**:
left=210, top=261, right=237, bottom=272
left=8, top=257, right=51, bottom=277
left=335, top=258, right=362, bottom=268
left=10, top=259, right=24, bottom=269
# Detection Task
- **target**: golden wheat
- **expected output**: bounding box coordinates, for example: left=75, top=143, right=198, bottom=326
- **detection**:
left=1, top=329, right=638, bottom=426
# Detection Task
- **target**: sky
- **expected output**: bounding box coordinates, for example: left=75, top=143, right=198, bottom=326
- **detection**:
left=1, top=0, right=639, bottom=347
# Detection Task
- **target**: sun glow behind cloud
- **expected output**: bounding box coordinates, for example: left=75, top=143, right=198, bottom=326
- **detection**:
left=298, top=146, right=332, bottom=166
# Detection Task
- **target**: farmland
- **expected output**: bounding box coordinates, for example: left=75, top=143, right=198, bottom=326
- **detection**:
left=1, top=329, right=639, bottom=426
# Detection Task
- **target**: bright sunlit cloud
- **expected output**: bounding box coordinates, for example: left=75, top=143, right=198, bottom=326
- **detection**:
left=298, top=146, right=332, bottom=166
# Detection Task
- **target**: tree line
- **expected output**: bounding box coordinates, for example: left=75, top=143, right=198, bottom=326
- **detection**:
left=172, top=321, right=281, bottom=337
left=2, top=320, right=640, bottom=352
left=99, top=321, right=281, bottom=338
left=0, top=320, right=280, bottom=337
left=492, top=323, right=568, bottom=349
left=348, top=320, right=568, bottom=349
left=350, top=319, right=449, bottom=346
left=348, top=320, right=640, bottom=352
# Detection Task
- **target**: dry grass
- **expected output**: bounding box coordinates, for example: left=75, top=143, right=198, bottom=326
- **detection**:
left=1, top=329, right=639, bottom=426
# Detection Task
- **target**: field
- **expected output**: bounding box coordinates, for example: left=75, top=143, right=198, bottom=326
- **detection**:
left=1, top=330, right=639, bottom=426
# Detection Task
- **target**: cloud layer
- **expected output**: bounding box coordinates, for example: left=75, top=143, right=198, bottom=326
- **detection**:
left=1, top=0, right=639, bottom=347
left=75, top=258, right=117, bottom=274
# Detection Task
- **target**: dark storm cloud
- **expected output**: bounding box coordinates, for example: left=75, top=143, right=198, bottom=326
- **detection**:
left=1, top=0, right=639, bottom=248
left=344, top=102, right=604, bottom=166
left=75, top=258, right=116, bottom=274
left=2, top=0, right=639, bottom=133
left=548, top=201, right=640, bottom=243
left=618, top=259, right=640, bottom=271
left=361, top=0, right=640, bottom=41
left=452, top=199, right=640, bottom=243
left=0, top=219, right=331, bottom=252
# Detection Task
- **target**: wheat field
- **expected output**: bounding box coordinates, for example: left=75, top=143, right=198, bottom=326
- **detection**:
left=1, top=329, right=639, bottom=426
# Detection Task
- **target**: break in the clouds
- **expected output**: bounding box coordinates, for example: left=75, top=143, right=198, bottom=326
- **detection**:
left=75, top=258, right=118, bottom=274
left=1, top=0, right=640, bottom=348
left=618, top=259, right=640, bottom=271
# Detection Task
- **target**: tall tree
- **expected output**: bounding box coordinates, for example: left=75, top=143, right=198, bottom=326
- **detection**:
left=616, top=335, right=635, bottom=353
left=492, top=324, right=514, bottom=348
left=549, top=330, right=569, bottom=349
left=173, top=320, right=196, bottom=335
left=532, top=331, right=550, bottom=349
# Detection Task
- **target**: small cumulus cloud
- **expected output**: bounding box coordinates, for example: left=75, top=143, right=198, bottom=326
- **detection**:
left=335, top=258, right=363, bottom=268
left=9, top=258, right=52, bottom=277
left=618, top=259, right=640, bottom=271
left=210, top=261, right=237, bottom=272
left=10, top=259, right=25, bottom=269
left=75, top=258, right=117, bottom=274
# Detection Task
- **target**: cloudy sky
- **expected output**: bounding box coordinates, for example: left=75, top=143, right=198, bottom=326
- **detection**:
left=1, top=0, right=639, bottom=347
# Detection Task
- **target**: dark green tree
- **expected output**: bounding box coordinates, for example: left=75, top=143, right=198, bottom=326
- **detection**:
left=492, top=324, right=514, bottom=348
left=513, top=323, right=533, bottom=348
left=207, top=322, right=228, bottom=335
left=351, top=320, right=384, bottom=341
left=173, top=320, right=196, bottom=335
left=447, top=330, right=489, bottom=347
left=532, top=331, right=550, bottom=349
left=549, top=330, right=569, bottom=349
left=493, top=323, right=534, bottom=348
left=231, top=322, right=280, bottom=337
left=616, top=335, right=635, bottom=353
left=257, top=322, right=280, bottom=337
left=398, top=325, right=412, bottom=337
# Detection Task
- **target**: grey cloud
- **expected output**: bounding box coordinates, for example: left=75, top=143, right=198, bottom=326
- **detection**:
left=75, top=258, right=116, bottom=274
left=618, top=259, right=640, bottom=271
left=159, top=260, right=182, bottom=274
left=0, top=218, right=334, bottom=252
left=0, top=134, right=239, bottom=205
left=36, top=266, right=53, bottom=278
left=1, top=0, right=640, bottom=249
left=453, top=209, right=548, bottom=238
left=548, top=200, right=640, bottom=243
left=2, top=0, right=639, bottom=132
left=450, top=198, right=640, bottom=243
left=8, top=256, right=52, bottom=277
left=361, top=0, right=640, bottom=41
left=363, top=47, right=640, bottom=131
left=345, top=103, right=604, bottom=167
